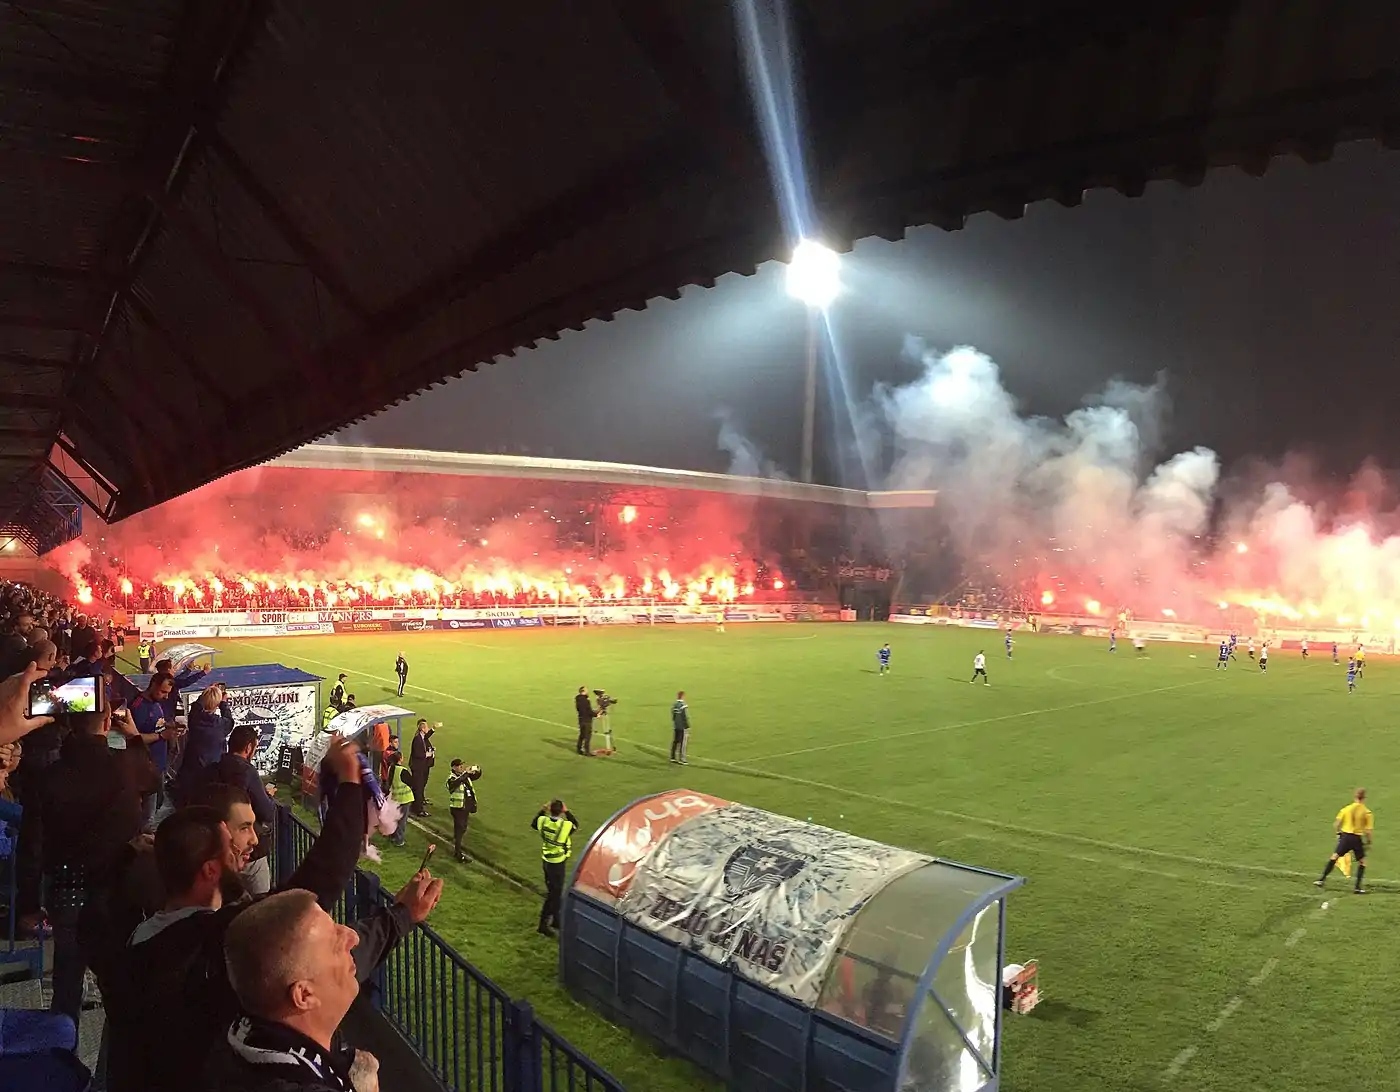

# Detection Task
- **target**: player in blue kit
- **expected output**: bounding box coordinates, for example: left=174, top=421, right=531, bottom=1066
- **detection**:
left=1216, top=641, right=1230, bottom=670
left=1005, top=629, right=1014, bottom=660
left=877, top=643, right=892, bottom=675
left=1347, top=658, right=1358, bottom=692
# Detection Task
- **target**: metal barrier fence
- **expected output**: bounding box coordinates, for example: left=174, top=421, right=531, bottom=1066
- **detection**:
left=271, top=803, right=623, bottom=1092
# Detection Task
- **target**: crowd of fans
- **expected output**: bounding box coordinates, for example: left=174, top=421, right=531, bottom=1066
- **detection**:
left=76, top=567, right=798, bottom=612
left=0, top=580, right=443, bottom=1090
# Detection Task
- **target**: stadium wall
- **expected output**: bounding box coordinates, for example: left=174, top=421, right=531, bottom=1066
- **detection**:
left=135, top=603, right=846, bottom=640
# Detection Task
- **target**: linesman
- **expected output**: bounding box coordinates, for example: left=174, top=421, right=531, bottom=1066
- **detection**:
left=1316, top=787, right=1372, bottom=895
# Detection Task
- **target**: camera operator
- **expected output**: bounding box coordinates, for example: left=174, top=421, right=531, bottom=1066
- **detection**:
left=22, top=700, right=160, bottom=1024
left=574, top=687, right=595, bottom=756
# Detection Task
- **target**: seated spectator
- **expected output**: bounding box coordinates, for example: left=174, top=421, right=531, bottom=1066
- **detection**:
left=100, top=739, right=367, bottom=1092
left=208, top=874, right=443, bottom=1091
left=175, top=683, right=233, bottom=803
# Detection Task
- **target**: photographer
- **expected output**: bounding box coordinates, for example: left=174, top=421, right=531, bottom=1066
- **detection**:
left=445, top=759, right=481, bottom=862
left=532, top=799, right=578, bottom=937
left=574, top=687, right=595, bottom=756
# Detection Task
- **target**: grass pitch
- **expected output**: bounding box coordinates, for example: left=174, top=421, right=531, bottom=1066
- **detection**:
left=201, top=624, right=1397, bottom=1092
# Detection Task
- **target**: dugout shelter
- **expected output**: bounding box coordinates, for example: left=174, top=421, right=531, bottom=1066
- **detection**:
left=561, top=789, right=1024, bottom=1092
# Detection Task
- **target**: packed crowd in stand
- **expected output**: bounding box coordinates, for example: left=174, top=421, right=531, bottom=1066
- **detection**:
left=80, top=571, right=792, bottom=612
left=0, top=580, right=443, bottom=1091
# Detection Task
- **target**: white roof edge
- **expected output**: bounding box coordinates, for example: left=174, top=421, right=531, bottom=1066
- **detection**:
left=269, top=445, right=936, bottom=511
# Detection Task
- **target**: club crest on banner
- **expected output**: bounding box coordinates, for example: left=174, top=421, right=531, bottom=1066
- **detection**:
left=722, top=843, right=813, bottom=897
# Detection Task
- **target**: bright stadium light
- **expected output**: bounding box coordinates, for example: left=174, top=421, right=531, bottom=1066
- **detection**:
left=785, top=240, right=840, bottom=308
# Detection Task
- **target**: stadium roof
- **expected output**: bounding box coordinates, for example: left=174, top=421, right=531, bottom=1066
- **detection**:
left=3, top=0, right=1398, bottom=532
left=273, top=444, right=937, bottom=510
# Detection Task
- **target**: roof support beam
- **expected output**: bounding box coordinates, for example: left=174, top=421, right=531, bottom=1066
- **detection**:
left=0, top=316, right=92, bottom=334
left=0, top=260, right=99, bottom=283
left=126, top=295, right=235, bottom=400
left=204, top=130, right=370, bottom=319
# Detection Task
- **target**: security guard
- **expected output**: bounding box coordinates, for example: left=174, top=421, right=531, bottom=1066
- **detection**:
left=386, top=754, right=416, bottom=847
left=138, top=639, right=152, bottom=673
left=446, top=759, right=481, bottom=862
left=532, top=799, right=578, bottom=937
left=321, top=703, right=338, bottom=730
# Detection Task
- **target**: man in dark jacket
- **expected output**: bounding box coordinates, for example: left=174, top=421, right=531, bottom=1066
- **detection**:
left=574, top=686, right=595, bottom=756
left=205, top=872, right=442, bottom=1091
left=174, top=682, right=234, bottom=803
left=203, top=724, right=278, bottom=894
left=99, top=738, right=367, bottom=1092
left=25, top=703, right=159, bottom=1022
left=409, top=718, right=435, bottom=817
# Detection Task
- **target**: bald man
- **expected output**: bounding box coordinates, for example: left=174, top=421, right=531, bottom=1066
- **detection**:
left=208, top=877, right=442, bottom=1090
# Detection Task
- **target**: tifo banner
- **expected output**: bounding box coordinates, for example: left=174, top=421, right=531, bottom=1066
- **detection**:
left=618, top=804, right=931, bottom=1005
left=302, top=704, right=416, bottom=778
left=573, top=789, right=729, bottom=906
left=183, top=681, right=319, bottom=776
left=156, top=643, right=218, bottom=674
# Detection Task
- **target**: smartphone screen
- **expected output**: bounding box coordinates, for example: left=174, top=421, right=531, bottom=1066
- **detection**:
left=28, top=675, right=104, bottom=717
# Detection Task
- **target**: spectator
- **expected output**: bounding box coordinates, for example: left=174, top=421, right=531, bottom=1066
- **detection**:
left=369, top=718, right=389, bottom=785
left=128, top=672, right=177, bottom=826
left=208, top=873, right=442, bottom=1091
left=202, top=724, right=278, bottom=894
left=100, top=738, right=367, bottom=1092
left=176, top=683, right=234, bottom=802
left=381, top=733, right=401, bottom=786
left=24, top=701, right=158, bottom=1023
left=69, top=614, right=97, bottom=659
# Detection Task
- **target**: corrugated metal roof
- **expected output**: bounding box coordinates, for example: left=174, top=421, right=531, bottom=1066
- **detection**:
left=3, top=0, right=1400, bottom=536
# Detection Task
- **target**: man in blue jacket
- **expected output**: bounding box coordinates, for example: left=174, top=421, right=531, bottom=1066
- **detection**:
left=129, top=673, right=179, bottom=828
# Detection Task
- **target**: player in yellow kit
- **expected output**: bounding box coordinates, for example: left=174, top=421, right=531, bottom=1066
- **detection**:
left=1316, top=788, right=1373, bottom=894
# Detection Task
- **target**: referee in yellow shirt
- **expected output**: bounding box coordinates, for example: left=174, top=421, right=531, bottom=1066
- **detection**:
left=1316, top=787, right=1372, bottom=894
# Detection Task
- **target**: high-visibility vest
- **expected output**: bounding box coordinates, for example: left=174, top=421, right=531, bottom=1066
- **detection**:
left=322, top=706, right=337, bottom=729
left=138, top=642, right=152, bottom=659
left=448, top=777, right=466, bottom=809
left=538, top=815, right=575, bottom=864
left=388, top=765, right=415, bottom=805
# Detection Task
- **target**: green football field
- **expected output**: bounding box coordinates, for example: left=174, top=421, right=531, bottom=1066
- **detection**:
left=196, top=624, right=1395, bottom=1092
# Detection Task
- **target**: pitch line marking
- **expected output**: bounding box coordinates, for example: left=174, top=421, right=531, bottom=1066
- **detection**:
left=740, top=679, right=1212, bottom=763
left=243, top=644, right=1389, bottom=887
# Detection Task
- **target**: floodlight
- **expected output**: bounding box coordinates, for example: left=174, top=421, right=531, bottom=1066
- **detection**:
left=785, top=240, right=840, bottom=308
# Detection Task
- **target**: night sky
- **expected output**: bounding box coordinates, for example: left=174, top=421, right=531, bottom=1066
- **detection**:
left=334, top=141, right=1400, bottom=488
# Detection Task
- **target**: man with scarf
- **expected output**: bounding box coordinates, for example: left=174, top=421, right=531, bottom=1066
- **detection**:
left=208, top=876, right=442, bottom=1090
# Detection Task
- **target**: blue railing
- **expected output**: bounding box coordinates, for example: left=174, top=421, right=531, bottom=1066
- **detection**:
left=271, top=804, right=623, bottom=1092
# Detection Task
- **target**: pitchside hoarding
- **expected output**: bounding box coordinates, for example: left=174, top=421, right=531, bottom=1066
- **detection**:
left=137, top=603, right=842, bottom=639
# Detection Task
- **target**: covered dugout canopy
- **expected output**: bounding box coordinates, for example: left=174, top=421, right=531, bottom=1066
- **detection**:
left=562, top=790, right=1024, bottom=1092
left=174, top=663, right=322, bottom=777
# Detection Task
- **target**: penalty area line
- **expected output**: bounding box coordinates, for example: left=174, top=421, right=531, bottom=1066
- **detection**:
left=741, top=679, right=1212, bottom=763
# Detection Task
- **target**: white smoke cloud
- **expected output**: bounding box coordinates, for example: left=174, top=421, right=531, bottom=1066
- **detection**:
left=874, top=340, right=1219, bottom=600
left=716, top=409, right=789, bottom=480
